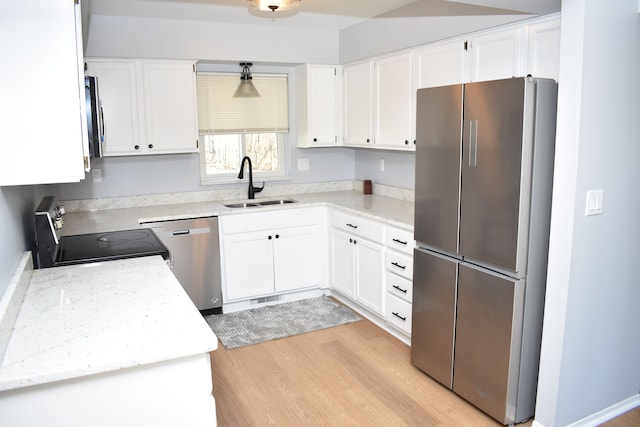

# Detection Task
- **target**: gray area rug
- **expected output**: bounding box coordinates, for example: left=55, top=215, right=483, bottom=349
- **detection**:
left=205, top=295, right=362, bottom=349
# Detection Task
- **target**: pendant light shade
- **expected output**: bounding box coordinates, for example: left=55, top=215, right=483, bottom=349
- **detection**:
left=247, top=0, right=301, bottom=13
left=233, top=62, right=260, bottom=98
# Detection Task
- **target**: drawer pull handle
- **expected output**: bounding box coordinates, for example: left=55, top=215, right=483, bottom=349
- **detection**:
left=346, top=223, right=358, bottom=229
left=392, top=238, right=408, bottom=245
left=391, top=262, right=406, bottom=270
left=392, top=285, right=407, bottom=294
left=392, top=312, right=407, bottom=321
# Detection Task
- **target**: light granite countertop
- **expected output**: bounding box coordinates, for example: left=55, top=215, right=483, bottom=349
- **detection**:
left=0, top=256, right=218, bottom=392
left=59, top=190, right=415, bottom=236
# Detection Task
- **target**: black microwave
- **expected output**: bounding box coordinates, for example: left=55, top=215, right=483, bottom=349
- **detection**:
left=85, top=76, right=103, bottom=158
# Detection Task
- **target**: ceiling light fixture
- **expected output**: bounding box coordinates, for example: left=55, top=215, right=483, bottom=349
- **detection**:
left=247, top=0, right=301, bottom=13
left=233, top=62, right=260, bottom=98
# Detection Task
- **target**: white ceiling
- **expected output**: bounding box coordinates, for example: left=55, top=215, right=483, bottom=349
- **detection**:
left=88, top=0, right=561, bottom=31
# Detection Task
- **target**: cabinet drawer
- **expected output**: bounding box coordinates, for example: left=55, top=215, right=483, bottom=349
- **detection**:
left=386, top=271, right=412, bottom=303
left=385, top=226, right=414, bottom=255
left=221, top=208, right=318, bottom=234
left=329, top=209, right=384, bottom=243
left=386, top=293, right=412, bottom=335
left=385, top=250, right=413, bottom=280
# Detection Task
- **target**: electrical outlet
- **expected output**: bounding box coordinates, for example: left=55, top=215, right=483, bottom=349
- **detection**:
left=298, top=158, right=310, bottom=171
left=379, top=158, right=385, bottom=172
left=92, top=168, right=103, bottom=183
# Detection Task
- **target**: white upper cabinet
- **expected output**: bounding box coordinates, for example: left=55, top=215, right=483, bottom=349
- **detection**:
left=467, top=27, right=525, bottom=83
left=0, top=0, right=88, bottom=185
left=86, top=59, right=198, bottom=156
left=414, top=40, right=466, bottom=89
left=296, top=65, right=341, bottom=148
left=525, top=17, right=561, bottom=81
left=374, top=52, right=415, bottom=150
left=343, top=61, right=374, bottom=147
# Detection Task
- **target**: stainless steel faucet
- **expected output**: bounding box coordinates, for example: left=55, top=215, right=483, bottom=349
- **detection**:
left=237, top=156, right=264, bottom=199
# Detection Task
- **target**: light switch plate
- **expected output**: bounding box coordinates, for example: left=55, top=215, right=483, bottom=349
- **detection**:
left=585, top=189, right=604, bottom=216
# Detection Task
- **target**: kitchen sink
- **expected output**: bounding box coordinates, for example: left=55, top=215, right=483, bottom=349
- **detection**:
left=224, top=202, right=260, bottom=208
left=223, top=199, right=297, bottom=209
left=258, top=199, right=296, bottom=206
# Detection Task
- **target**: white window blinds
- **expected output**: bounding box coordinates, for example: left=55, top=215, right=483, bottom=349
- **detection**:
left=196, top=73, right=289, bottom=134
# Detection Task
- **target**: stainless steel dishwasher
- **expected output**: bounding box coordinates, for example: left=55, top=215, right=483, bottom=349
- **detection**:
left=143, top=216, right=222, bottom=314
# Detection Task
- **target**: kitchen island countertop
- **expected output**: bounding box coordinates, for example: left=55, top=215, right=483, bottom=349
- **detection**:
left=0, top=256, right=218, bottom=392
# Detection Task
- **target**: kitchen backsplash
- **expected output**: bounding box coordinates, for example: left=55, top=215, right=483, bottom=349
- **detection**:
left=62, top=180, right=414, bottom=213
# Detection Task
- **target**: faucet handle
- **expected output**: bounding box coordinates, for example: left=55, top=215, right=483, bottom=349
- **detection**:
left=254, top=182, right=265, bottom=194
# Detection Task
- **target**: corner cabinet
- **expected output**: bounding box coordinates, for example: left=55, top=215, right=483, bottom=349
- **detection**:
left=295, top=65, right=341, bottom=148
left=85, top=59, right=199, bottom=156
left=219, top=208, right=324, bottom=303
left=1, top=0, right=89, bottom=185
left=373, top=52, right=415, bottom=150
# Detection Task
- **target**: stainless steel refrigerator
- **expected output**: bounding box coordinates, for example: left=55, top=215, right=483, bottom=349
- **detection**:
left=410, top=77, right=557, bottom=425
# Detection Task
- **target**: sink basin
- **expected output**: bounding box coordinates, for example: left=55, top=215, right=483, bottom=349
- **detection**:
left=223, top=202, right=260, bottom=208
left=258, top=199, right=297, bottom=206
left=223, top=199, right=297, bottom=209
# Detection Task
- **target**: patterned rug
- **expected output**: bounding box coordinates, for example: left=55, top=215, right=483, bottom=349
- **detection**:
left=204, top=295, right=361, bottom=349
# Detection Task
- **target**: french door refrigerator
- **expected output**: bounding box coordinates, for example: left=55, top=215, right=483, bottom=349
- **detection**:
left=410, top=77, right=557, bottom=425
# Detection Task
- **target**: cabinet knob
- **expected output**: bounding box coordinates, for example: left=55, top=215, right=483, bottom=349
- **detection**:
left=134, top=145, right=140, bottom=150
left=353, top=239, right=357, bottom=245
left=313, top=138, right=317, bottom=142
left=404, top=140, right=409, bottom=145
left=366, top=138, right=370, bottom=143
left=148, top=144, right=153, bottom=149
left=275, top=234, right=280, bottom=239
left=413, top=140, right=416, bottom=145
left=268, top=235, right=272, bottom=240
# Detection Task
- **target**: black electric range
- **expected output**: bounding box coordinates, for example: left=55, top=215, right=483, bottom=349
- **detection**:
left=34, top=197, right=169, bottom=268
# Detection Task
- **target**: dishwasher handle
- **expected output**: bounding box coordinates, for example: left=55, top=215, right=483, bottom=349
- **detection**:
left=172, top=230, right=190, bottom=236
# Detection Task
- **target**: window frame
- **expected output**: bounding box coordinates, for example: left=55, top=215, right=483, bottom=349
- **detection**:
left=195, top=64, right=293, bottom=186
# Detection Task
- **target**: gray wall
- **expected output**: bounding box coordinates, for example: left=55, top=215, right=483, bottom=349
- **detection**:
left=354, top=150, right=415, bottom=190
left=0, top=186, right=36, bottom=296
left=534, top=0, right=640, bottom=425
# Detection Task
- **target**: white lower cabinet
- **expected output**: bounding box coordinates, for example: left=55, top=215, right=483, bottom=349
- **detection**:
left=329, top=210, right=385, bottom=316
left=220, top=208, right=322, bottom=302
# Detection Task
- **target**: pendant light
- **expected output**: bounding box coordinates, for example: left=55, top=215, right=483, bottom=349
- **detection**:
left=247, top=0, right=301, bottom=13
left=233, top=62, right=260, bottom=98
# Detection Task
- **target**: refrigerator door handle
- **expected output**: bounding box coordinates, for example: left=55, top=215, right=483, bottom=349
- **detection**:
left=469, top=119, right=478, bottom=167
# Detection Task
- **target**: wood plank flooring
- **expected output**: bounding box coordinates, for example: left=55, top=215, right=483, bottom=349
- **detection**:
left=209, top=313, right=640, bottom=426
left=209, top=315, right=531, bottom=426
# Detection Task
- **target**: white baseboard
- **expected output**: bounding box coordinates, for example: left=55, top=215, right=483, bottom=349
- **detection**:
left=533, top=394, right=640, bottom=427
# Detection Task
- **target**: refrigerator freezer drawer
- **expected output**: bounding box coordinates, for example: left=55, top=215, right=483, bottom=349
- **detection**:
left=386, top=293, right=412, bottom=335
left=452, top=263, right=526, bottom=424
left=385, top=270, right=412, bottom=303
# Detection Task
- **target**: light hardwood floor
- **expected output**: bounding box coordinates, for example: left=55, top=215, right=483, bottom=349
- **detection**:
left=209, top=314, right=640, bottom=426
left=209, top=315, right=533, bottom=426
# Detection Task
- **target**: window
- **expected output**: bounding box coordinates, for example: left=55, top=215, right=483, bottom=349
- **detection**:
left=196, top=72, right=289, bottom=184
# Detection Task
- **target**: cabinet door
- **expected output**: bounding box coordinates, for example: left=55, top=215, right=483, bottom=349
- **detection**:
left=414, top=40, right=466, bottom=89
left=468, top=28, right=524, bottom=82
left=273, top=225, right=319, bottom=293
left=526, top=18, right=560, bottom=81
left=343, top=61, right=373, bottom=147
left=374, top=52, right=414, bottom=149
left=330, top=229, right=356, bottom=297
left=86, top=61, right=141, bottom=156
left=302, top=66, right=340, bottom=147
left=1, top=0, right=87, bottom=185
left=355, top=238, right=385, bottom=315
left=221, top=231, right=274, bottom=301
left=142, top=61, right=198, bottom=154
